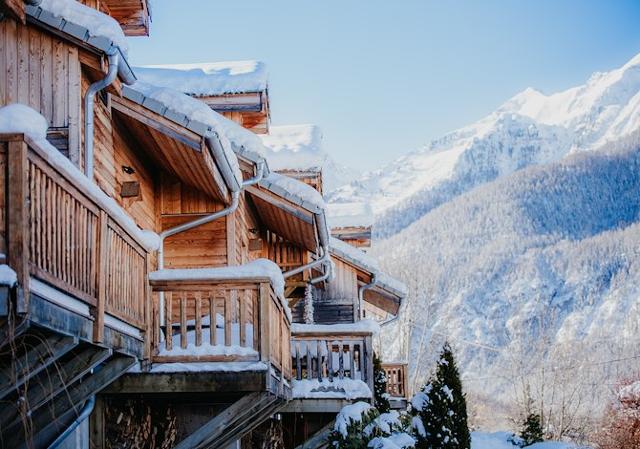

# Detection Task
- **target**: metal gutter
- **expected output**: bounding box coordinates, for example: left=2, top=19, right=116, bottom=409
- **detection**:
left=357, top=274, right=376, bottom=319
left=122, top=85, right=244, bottom=197
left=25, top=5, right=137, bottom=85
left=84, top=51, right=119, bottom=178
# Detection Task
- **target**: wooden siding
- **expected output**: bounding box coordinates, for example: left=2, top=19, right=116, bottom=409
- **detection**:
left=277, top=170, right=323, bottom=195
left=85, top=74, right=158, bottom=234
left=318, top=259, right=358, bottom=302
left=201, top=92, right=269, bottom=135
left=80, top=0, right=150, bottom=36
left=0, top=20, right=81, bottom=162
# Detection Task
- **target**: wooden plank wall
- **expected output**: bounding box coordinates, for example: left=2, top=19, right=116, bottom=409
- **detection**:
left=160, top=177, right=229, bottom=268
left=220, top=111, right=268, bottom=135
left=84, top=73, right=157, bottom=233
left=235, top=193, right=262, bottom=265
left=0, top=20, right=81, bottom=161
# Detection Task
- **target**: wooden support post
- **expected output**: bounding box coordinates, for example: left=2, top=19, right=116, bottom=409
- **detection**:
left=93, top=211, right=108, bottom=343
left=143, top=255, right=152, bottom=361
left=195, top=292, right=202, bottom=347
left=327, top=341, right=333, bottom=382
left=209, top=292, right=216, bottom=346
left=165, top=291, right=173, bottom=351
left=7, top=140, right=29, bottom=314
left=224, top=289, right=233, bottom=346
left=180, top=293, right=187, bottom=349
left=365, top=336, right=374, bottom=391
left=338, top=342, right=344, bottom=380
left=259, top=282, right=270, bottom=363
left=306, top=342, right=312, bottom=381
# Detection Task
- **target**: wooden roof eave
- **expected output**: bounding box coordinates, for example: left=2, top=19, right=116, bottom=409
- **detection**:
left=247, top=185, right=321, bottom=253
left=110, top=95, right=231, bottom=204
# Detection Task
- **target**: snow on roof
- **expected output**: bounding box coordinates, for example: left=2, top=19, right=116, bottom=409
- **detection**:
left=375, top=271, right=408, bottom=298
left=291, top=319, right=380, bottom=335
left=293, top=378, right=372, bottom=400
left=327, top=202, right=374, bottom=229
left=329, top=236, right=407, bottom=298
left=334, top=401, right=375, bottom=436
left=330, top=236, right=378, bottom=273
left=259, top=172, right=326, bottom=213
left=36, top=0, right=128, bottom=54
left=125, top=81, right=258, bottom=189
left=134, top=61, right=267, bottom=96
left=0, top=104, right=160, bottom=251
left=259, top=125, right=326, bottom=171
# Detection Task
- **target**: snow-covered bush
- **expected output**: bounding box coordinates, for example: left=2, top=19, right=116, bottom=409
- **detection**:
left=327, top=403, right=415, bottom=449
left=410, top=343, right=470, bottom=449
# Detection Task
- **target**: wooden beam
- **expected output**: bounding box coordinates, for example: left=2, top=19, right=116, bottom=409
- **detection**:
left=93, top=211, right=108, bottom=343
left=0, top=332, right=78, bottom=400
left=0, top=345, right=112, bottom=429
left=294, top=420, right=334, bottom=449
left=1, top=354, right=136, bottom=448
left=7, top=139, right=30, bottom=313
left=173, top=392, right=282, bottom=449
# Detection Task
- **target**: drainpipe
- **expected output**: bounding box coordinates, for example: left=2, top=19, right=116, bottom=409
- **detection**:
left=309, top=260, right=333, bottom=284
left=157, top=161, right=264, bottom=270
left=357, top=274, right=376, bottom=320
left=47, top=396, right=95, bottom=449
left=84, top=52, right=119, bottom=179
left=283, top=245, right=330, bottom=279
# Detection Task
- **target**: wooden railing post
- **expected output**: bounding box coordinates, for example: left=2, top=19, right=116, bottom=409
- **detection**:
left=93, top=211, right=108, bottom=343
left=7, top=139, right=30, bottom=314
left=259, top=282, right=270, bottom=363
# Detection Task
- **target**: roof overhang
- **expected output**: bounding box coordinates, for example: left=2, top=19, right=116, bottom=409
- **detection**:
left=25, top=3, right=136, bottom=85
left=246, top=185, right=321, bottom=253
left=111, top=95, right=231, bottom=204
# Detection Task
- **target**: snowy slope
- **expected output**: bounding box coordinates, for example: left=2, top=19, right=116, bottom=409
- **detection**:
left=329, top=53, right=640, bottom=238
left=373, top=131, right=640, bottom=426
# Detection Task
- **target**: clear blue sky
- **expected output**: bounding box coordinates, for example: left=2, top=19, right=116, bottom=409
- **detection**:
left=128, top=0, right=640, bottom=171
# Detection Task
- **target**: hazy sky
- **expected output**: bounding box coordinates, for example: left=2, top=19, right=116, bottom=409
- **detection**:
left=128, top=0, right=640, bottom=171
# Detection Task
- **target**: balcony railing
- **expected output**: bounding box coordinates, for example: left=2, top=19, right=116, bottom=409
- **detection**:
left=149, top=276, right=291, bottom=379
left=382, top=362, right=409, bottom=398
left=290, top=326, right=374, bottom=394
left=0, top=134, right=150, bottom=342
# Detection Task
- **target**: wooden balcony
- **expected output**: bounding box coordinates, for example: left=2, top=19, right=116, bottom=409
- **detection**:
left=0, top=133, right=151, bottom=355
left=286, top=324, right=374, bottom=412
left=149, top=276, right=291, bottom=376
left=0, top=134, right=151, bottom=447
left=382, top=362, right=409, bottom=398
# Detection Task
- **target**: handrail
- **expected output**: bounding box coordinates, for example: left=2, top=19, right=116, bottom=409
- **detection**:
left=149, top=276, right=291, bottom=380
left=0, top=133, right=151, bottom=342
left=381, top=362, right=409, bottom=399
left=290, top=329, right=374, bottom=392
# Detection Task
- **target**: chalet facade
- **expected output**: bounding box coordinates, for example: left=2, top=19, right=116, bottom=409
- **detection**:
left=0, top=1, right=408, bottom=448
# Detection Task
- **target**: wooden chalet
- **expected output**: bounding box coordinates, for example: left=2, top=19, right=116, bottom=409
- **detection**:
left=134, top=61, right=270, bottom=135
left=0, top=0, right=408, bottom=448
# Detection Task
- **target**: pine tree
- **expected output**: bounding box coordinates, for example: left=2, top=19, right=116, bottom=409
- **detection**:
left=519, top=413, right=544, bottom=447
left=410, top=343, right=470, bottom=449
left=373, top=353, right=391, bottom=413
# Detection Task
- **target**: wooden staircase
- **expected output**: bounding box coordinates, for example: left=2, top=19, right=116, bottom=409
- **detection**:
left=173, top=392, right=287, bottom=449
left=0, top=323, right=135, bottom=449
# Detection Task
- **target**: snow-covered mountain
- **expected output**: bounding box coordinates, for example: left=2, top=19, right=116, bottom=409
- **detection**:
left=347, top=53, right=640, bottom=429
left=328, top=53, right=640, bottom=238
left=373, top=131, right=640, bottom=427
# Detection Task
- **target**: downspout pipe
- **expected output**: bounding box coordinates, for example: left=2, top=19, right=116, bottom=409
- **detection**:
left=84, top=51, right=119, bottom=179
left=357, top=274, right=376, bottom=319
left=157, top=161, right=264, bottom=270
left=283, top=245, right=330, bottom=279
left=47, top=396, right=95, bottom=449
